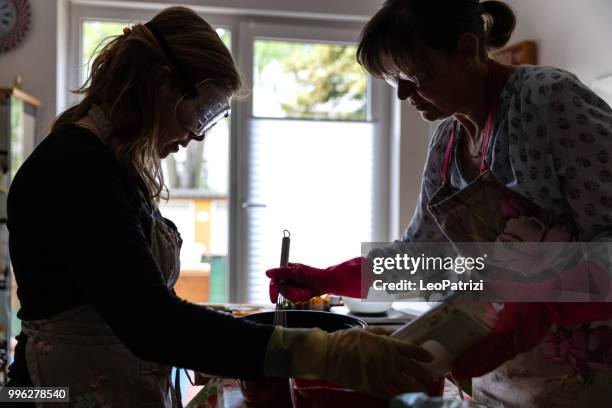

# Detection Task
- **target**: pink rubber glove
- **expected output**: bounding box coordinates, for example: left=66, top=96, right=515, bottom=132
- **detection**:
left=266, top=257, right=365, bottom=303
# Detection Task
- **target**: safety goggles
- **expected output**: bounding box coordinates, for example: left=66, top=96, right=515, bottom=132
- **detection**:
left=384, top=72, right=423, bottom=88
left=174, top=79, right=230, bottom=138
left=146, top=21, right=231, bottom=138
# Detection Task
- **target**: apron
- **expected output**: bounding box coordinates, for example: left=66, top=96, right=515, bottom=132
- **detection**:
left=426, top=60, right=612, bottom=407
left=20, top=112, right=184, bottom=408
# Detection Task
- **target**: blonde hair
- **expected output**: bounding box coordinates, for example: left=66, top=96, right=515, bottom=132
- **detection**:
left=53, top=6, right=241, bottom=203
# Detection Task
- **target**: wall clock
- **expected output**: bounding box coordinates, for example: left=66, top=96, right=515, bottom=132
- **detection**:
left=0, top=0, right=31, bottom=53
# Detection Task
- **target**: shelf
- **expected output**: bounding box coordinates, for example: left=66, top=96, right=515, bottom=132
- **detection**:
left=0, top=87, right=41, bottom=108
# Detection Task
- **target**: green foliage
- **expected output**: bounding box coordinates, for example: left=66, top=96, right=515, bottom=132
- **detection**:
left=216, top=28, right=230, bottom=48
left=255, top=40, right=367, bottom=120
left=82, top=21, right=126, bottom=82
left=254, top=41, right=294, bottom=79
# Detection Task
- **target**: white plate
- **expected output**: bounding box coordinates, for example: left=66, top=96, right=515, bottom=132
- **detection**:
left=342, top=296, right=392, bottom=314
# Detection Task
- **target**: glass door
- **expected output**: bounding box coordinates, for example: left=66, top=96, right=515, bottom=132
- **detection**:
left=233, top=22, right=390, bottom=303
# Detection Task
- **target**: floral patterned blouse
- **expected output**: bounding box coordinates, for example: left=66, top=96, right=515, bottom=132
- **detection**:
left=400, top=65, right=612, bottom=406
left=405, top=65, right=612, bottom=245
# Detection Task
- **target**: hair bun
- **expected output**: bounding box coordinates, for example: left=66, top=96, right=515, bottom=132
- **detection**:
left=480, top=1, right=516, bottom=49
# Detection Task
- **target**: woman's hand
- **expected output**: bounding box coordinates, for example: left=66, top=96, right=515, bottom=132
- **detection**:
left=323, top=327, right=436, bottom=396
left=263, top=326, right=436, bottom=397
left=266, top=263, right=329, bottom=302
left=266, top=257, right=363, bottom=303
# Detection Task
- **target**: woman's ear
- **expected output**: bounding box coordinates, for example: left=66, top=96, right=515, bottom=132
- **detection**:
left=455, top=32, right=482, bottom=68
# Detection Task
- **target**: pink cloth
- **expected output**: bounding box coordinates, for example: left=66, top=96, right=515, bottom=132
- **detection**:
left=453, top=259, right=612, bottom=380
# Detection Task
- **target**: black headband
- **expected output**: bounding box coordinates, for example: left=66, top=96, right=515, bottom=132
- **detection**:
left=145, top=21, right=198, bottom=97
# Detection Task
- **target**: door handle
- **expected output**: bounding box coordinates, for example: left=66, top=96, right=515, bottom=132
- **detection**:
left=241, top=201, right=267, bottom=209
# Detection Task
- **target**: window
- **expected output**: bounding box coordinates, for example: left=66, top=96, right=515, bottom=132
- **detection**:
left=159, top=28, right=231, bottom=303
left=235, top=23, right=387, bottom=303
left=82, top=20, right=127, bottom=82
left=253, top=40, right=367, bottom=120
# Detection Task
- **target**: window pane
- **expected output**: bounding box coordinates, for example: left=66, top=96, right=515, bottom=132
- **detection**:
left=245, top=119, right=375, bottom=303
left=159, top=28, right=232, bottom=306
left=216, top=28, right=230, bottom=47
left=82, top=20, right=127, bottom=83
left=253, top=40, right=367, bottom=120
left=162, top=28, right=231, bottom=197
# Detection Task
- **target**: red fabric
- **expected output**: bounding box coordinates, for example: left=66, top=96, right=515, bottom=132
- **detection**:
left=452, top=262, right=612, bottom=379
left=266, top=257, right=364, bottom=302
left=452, top=302, right=553, bottom=379
left=486, top=260, right=612, bottom=302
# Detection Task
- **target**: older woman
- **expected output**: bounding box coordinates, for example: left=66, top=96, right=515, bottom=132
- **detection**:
left=5, top=6, right=433, bottom=407
left=267, top=0, right=612, bottom=406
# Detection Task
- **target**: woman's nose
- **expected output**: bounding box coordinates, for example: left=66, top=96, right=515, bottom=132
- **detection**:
left=190, top=132, right=205, bottom=142
left=397, top=79, right=417, bottom=101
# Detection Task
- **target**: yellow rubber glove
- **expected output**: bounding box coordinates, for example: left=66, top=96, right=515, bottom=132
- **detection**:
left=263, top=326, right=434, bottom=397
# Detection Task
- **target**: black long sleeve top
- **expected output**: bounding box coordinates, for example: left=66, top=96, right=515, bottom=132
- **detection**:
left=7, top=123, right=273, bottom=384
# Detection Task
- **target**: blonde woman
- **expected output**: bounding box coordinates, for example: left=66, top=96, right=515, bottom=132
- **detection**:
left=5, top=6, right=433, bottom=407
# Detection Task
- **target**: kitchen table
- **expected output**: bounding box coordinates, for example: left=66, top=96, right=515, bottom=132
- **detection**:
left=187, top=303, right=472, bottom=407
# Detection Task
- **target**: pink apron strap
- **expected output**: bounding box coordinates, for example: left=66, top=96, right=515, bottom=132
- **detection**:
left=479, top=59, right=506, bottom=173
left=439, top=59, right=508, bottom=183
left=440, top=123, right=457, bottom=184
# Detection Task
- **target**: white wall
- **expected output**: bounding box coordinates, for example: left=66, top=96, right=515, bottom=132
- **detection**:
left=0, top=0, right=67, bottom=143
left=506, top=0, right=612, bottom=84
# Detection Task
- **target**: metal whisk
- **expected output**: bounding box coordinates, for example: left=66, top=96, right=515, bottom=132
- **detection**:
left=273, top=230, right=291, bottom=327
